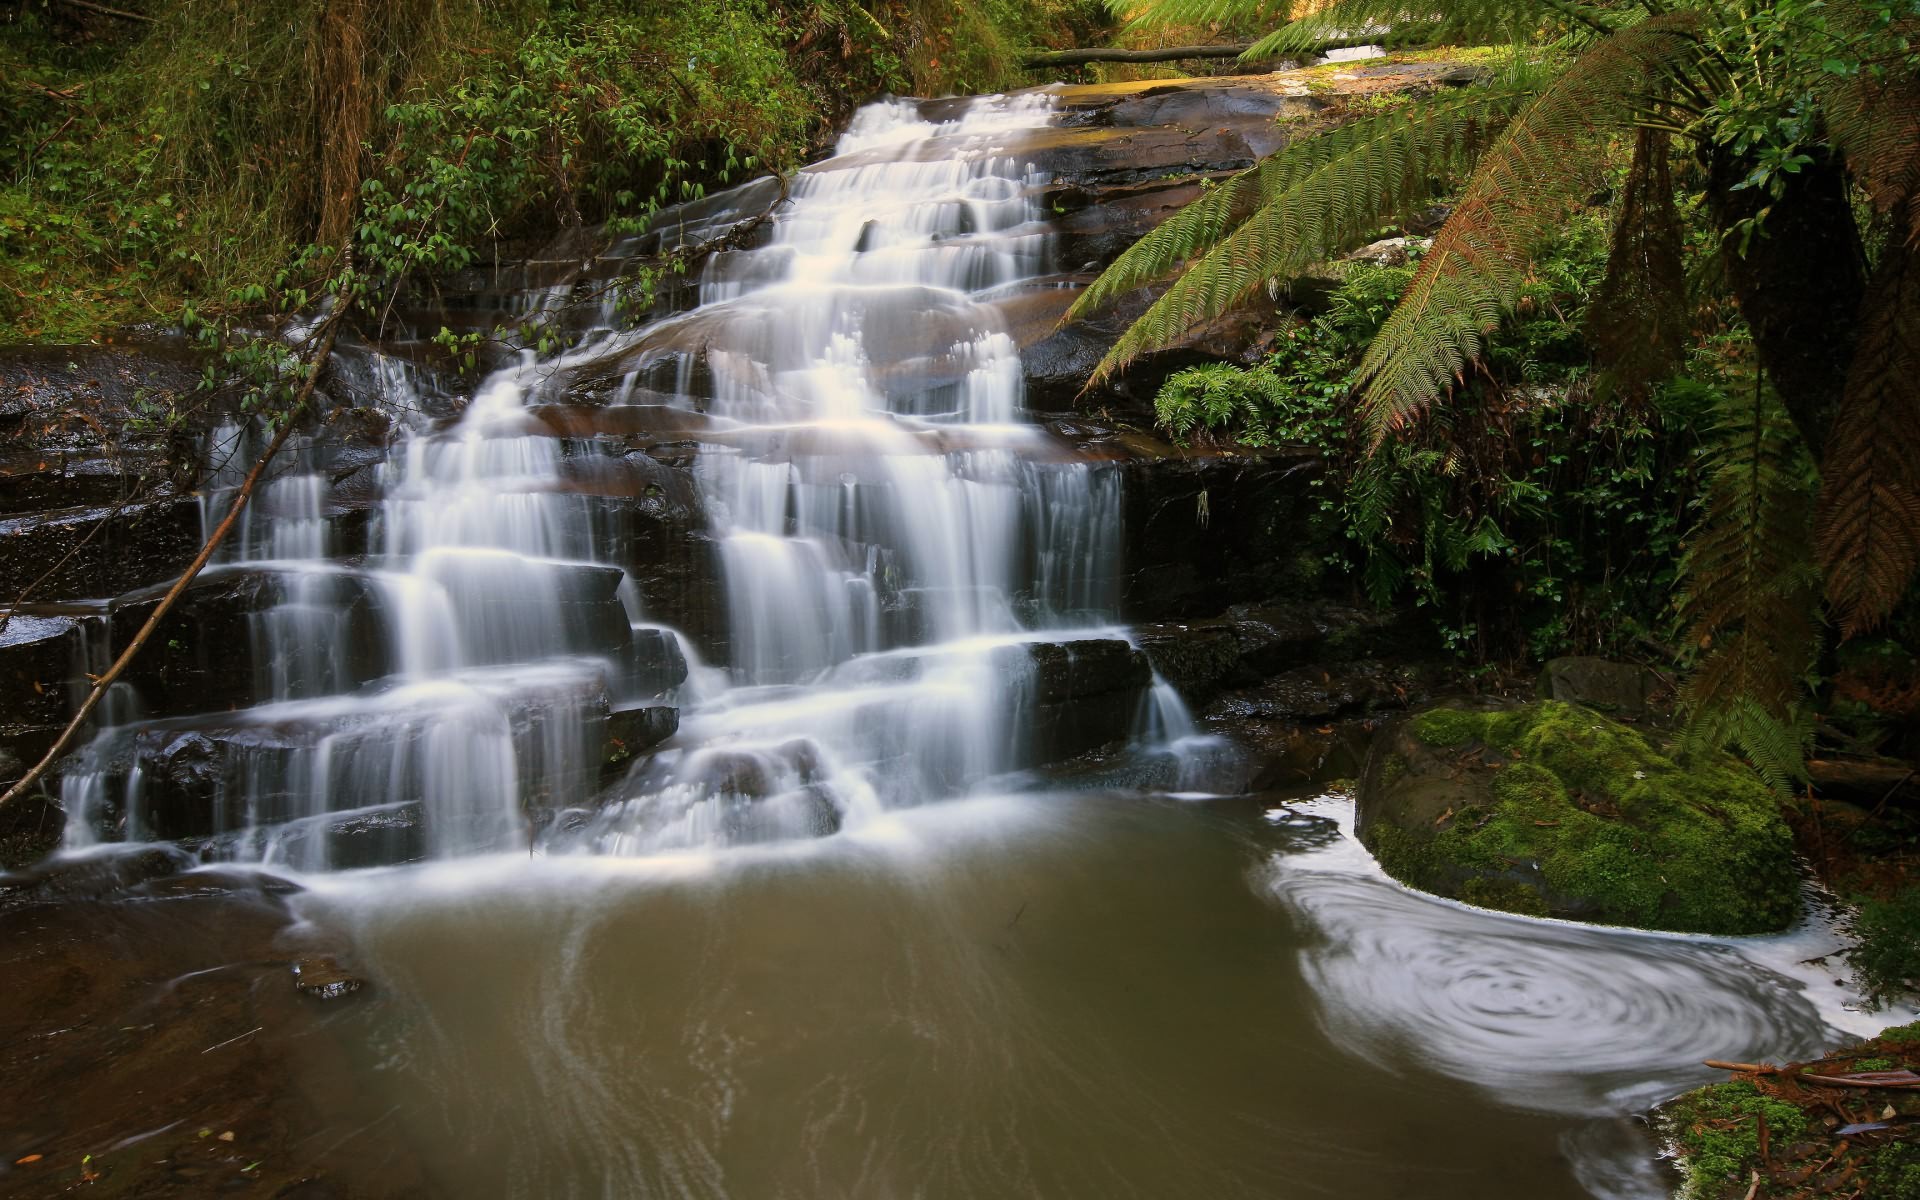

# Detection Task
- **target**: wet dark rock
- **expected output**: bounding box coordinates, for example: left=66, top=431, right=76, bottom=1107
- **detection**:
left=0, top=342, right=203, bottom=453
left=1117, top=447, right=1326, bottom=621
left=0, top=613, right=81, bottom=729
left=1007, top=639, right=1154, bottom=762
left=1205, top=660, right=1429, bottom=724
left=0, top=843, right=194, bottom=911
left=1138, top=602, right=1420, bottom=705
left=1536, top=655, right=1666, bottom=718
left=0, top=494, right=202, bottom=601
left=0, top=787, right=64, bottom=870
left=291, top=954, right=367, bottom=1001
left=603, top=704, right=679, bottom=778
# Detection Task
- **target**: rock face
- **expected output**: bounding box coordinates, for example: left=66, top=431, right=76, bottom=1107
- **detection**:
left=1536, top=655, right=1665, bottom=718
left=1356, top=700, right=1800, bottom=934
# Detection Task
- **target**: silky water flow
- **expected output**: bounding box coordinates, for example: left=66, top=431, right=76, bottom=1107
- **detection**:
left=43, top=91, right=1895, bottom=1199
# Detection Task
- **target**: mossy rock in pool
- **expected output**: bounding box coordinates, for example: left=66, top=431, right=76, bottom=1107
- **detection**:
left=1355, top=700, right=1798, bottom=934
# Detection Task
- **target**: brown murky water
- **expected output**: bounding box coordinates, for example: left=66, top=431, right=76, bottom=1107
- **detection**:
left=285, top=792, right=1870, bottom=1200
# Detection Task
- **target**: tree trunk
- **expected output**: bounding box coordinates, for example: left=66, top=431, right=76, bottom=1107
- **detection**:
left=1705, top=146, right=1867, bottom=457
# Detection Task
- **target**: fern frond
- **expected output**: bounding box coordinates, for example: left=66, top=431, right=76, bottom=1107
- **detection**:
left=1677, top=379, right=1820, bottom=790
left=1077, top=83, right=1537, bottom=381
left=1814, top=7, right=1920, bottom=236
left=1351, top=12, right=1703, bottom=440
left=1816, top=233, right=1920, bottom=636
left=1241, top=0, right=1585, bottom=58
left=1587, top=125, right=1688, bottom=402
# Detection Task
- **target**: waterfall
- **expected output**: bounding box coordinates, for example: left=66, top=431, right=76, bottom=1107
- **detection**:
left=60, top=90, right=1179, bottom=868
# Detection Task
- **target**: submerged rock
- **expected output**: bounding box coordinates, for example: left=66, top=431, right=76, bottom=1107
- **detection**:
left=1356, top=700, right=1799, bottom=934
left=291, top=954, right=367, bottom=1001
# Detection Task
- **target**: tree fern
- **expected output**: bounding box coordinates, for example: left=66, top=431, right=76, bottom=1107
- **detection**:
left=1817, top=232, right=1920, bottom=637
left=1678, top=378, right=1820, bottom=792
left=1352, top=11, right=1702, bottom=440
left=1074, top=81, right=1540, bottom=382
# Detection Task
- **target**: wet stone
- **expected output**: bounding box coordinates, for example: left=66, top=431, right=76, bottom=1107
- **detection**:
left=291, top=955, right=367, bottom=1001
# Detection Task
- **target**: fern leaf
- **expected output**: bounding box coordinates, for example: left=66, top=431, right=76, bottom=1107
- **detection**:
left=1076, top=83, right=1537, bottom=381
left=1816, top=232, right=1920, bottom=636
left=1677, top=380, right=1820, bottom=789
left=1352, top=12, right=1703, bottom=441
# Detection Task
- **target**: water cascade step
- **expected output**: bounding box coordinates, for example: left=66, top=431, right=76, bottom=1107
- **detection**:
left=56, top=89, right=1214, bottom=866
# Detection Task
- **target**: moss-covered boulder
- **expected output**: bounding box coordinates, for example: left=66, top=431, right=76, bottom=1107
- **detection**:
left=1355, top=700, right=1799, bottom=934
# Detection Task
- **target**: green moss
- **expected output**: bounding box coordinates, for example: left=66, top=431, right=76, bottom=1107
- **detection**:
left=1388, top=702, right=1799, bottom=934
left=1460, top=876, right=1550, bottom=916
left=1410, top=706, right=1489, bottom=747
left=1863, top=1141, right=1920, bottom=1200
left=1661, top=1081, right=1809, bottom=1198
left=1880, top=1021, right=1920, bottom=1045
left=1377, top=752, right=1407, bottom=789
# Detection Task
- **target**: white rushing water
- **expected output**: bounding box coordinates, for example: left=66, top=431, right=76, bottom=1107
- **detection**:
left=59, top=89, right=1181, bottom=866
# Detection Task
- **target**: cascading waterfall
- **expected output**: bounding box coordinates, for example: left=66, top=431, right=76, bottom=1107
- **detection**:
left=58, top=89, right=1193, bottom=868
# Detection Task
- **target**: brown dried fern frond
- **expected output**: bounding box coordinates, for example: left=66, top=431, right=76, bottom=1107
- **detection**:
left=1816, top=8, right=1920, bottom=239
left=1817, top=232, right=1920, bottom=637
left=1587, top=125, right=1688, bottom=403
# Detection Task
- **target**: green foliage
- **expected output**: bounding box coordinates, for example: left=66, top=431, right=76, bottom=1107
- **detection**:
left=1355, top=12, right=1703, bottom=439
left=1154, top=225, right=1698, bottom=662
left=1661, top=1080, right=1810, bottom=1198
left=1, top=0, right=1097, bottom=343
left=1852, top=888, right=1920, bottom=1008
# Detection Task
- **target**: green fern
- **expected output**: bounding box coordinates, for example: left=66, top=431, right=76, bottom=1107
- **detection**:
left=1075, top=81, right=1540, bottom=381
left=1677, top=378, right=1820, bottom=792
left=1352, top=11, right=1702, bottom=440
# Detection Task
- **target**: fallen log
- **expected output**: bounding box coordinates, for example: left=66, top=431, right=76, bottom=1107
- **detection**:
left=1019, top=34, right=1387, bottom=68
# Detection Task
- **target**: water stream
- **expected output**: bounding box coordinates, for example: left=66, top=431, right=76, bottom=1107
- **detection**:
left=40, top=90, right=1906, bottom=1195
